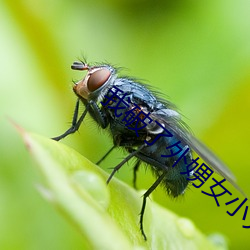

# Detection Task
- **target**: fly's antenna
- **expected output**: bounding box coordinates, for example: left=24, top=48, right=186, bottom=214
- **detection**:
left=71, top=61, right=89, bottom=71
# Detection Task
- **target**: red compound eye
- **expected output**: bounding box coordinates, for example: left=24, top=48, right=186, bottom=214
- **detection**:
left=87, top=68, right=111, bottom=92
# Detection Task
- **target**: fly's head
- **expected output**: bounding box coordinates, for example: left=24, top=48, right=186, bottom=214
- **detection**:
left=72, top=61, right=116, bottom=101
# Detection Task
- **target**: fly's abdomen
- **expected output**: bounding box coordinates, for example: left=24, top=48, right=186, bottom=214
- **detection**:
left=137, top=135, right=193, bottom=197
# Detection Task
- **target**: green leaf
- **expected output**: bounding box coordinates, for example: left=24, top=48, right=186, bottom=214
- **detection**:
left=19, top=128, right=226, bottom=250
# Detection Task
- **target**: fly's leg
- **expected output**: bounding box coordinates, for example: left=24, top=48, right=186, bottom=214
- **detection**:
left=52, top=99, right=88, bottom=141
left=52, top=99, right=108, bottom=141
left=133, top=160, right=141, bottom=189
left=140, top=173, right=166, bottom=240
left=96, top=145, right=116, bottom=165
left=89, top=100, right=107, bottom=129
left=107, top=144, right=146, bottom=184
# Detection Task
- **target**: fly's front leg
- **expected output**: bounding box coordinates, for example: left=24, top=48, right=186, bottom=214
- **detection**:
left=52, top=99, right=89, bottom=141
left=89, top=100, right=108, bottom=129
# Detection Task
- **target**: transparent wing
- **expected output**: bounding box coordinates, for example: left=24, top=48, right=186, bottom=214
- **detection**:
left=149, top=110, right=245, bottom=196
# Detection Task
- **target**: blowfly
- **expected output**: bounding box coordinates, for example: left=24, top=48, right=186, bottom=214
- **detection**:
left=52, top=60, right=243, bottom=240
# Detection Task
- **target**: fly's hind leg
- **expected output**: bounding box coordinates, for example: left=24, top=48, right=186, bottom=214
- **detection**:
left=140, top=172, right=166, bottom=240
left=133, top=160, right=141, bottom=189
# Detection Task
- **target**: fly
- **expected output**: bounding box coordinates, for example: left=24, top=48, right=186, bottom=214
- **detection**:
left=52, top=60, right=244, bottom=240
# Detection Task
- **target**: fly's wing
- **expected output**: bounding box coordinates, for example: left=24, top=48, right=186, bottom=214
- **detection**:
left=180, top=133, right=246, bottom=197
left=149, top=109, right=246, bottom=196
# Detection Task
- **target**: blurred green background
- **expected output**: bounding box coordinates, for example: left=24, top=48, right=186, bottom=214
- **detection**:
left=1, top=0, right=250, bottom=249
